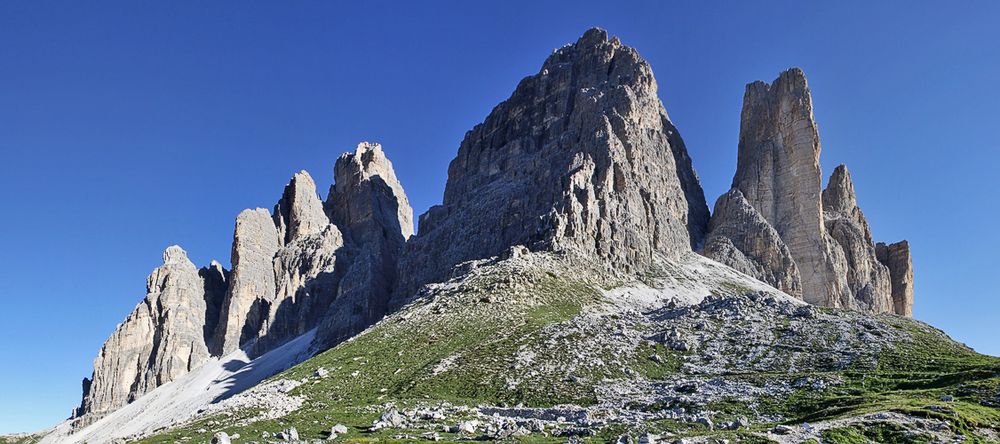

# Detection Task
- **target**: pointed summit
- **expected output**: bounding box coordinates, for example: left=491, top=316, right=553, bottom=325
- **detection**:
left=74, top=245, right=219, bottom=425
left=823, top=165, right=860, bottom=216
left=397, top=28, right=710, bottom=296
left=273, top=171, right=330, bottom=245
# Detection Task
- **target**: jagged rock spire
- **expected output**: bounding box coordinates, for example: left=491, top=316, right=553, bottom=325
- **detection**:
left=273, top=171, right=330, bottom=245
left=708, top=68, right=911, bottom=315
left=730, top=68, right=852, bottom=308
left=74, top=246, right=226, bottom=425
left=822, top=165, right=893, bottom=312
left=313, top=142, right=414, bottom=349
left=397, top=28, right=709, bottom=297
left=212, top=208, right=282, bottom=355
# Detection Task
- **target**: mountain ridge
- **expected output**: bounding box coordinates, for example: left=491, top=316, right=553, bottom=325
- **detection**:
left=13, top=28, right=991, bottom=444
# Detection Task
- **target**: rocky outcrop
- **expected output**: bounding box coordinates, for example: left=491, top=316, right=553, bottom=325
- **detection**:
left=314, top=143, right=414, bottom=349
left=74, top=246, right=226, bottom=424
left=253, top=172, right=345, bottom=355
left=708, top=68, right=912, bottom=314
left=212, top=208, right=282, bottom=355
left=397, top=28, right=709, bottom=298
left=273, top=171, right=331, bottom=246
left=731, top=68, right=851, bottom=308
left=876, top=241, right=914, bottom=317
left=823, top=165, right=893, bottom=313
left=701, top=189, right=801, bottom=296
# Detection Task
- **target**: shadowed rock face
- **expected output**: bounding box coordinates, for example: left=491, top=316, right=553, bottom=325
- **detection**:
left=213, top=208, right=282, bottom=355
left=823, top=165, right=893, bottom=313
left=253, top=171, right=345, bottom=356
left=397, top=28, right=709, bottom=298
left=74, top=246, right=227, bottom=424
left=702, top=189, right=802, bottom=297
left=313, top=142, right=414, bottom=349
left=877, top=241, right=914, bottom=317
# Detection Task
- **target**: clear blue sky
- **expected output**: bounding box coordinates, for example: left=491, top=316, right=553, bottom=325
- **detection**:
left=1, top=1, right=997, bottom=434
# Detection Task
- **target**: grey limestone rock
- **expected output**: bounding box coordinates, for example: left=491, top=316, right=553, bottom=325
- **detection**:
left=876, top=240, right=914, bottom=317
left=273, top=170, right=331, bottom=246
left=823, top=165, right=893, bottom=313
left=74, top=246, right=225, bottom=424
left=213, top=208, right=282, bottom=355
left=252, top=172, right=345, bottom=356
left=396, top=28, right=709, bottom=298
left=732, top=68, right=851, bottom=308
left=313, top=142, right=414, bottom=349
left=701, top=188, right=802, bottom=297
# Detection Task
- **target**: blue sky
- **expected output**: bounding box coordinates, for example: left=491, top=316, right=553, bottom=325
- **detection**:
left=1, top=1, right=998, bottom=434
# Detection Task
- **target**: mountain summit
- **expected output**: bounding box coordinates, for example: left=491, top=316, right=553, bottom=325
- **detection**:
left=22, top=29, right=994, bottom=444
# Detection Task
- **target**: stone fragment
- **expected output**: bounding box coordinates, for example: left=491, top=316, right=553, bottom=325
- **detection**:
left=211, top=432, right=231, bottom=444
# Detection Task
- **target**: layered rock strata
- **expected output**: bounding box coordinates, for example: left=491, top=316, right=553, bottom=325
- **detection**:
left=73, top=246, right=227, bottom=424
left=822, top=165, right=893, bottom=312
left=702, top=68, right=912, bottom=315
left=701, top=189, right=801, bottom=297
left=314, top=142, right=414, bottom=349
left=396, top=28, right=709, bottom=298
left=876, top=241, right=914, bottom=317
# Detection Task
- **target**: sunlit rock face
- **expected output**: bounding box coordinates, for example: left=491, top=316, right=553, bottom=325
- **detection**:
left=396, top=28, right=710, bottom=301
left=73, top=246, right=227, bottom=425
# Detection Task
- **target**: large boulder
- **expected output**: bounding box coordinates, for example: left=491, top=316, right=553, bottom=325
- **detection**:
left=396, top=28, right=709, bottom=299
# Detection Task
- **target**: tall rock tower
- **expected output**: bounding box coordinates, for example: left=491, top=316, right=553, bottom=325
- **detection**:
left=703, top=68, right=912, bottom=315
left=397, top=28, right=710, bottom=297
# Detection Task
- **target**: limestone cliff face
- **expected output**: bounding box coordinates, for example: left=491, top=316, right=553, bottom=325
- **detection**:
left=73, top=246, right=227, bottom=424
left=708, top=68, right=912, bottom=314
left=701, top=189, right=802, bottom=297
left=877, top=241, right=914, bottom=317
left=731, top=68, right=851, bottom=308
left=314, top=143, right=414, bottom=349
left=397, top=28, right=709, bottom=297
left=212, top=208, right=282, bottom=355
left=822, top=165, right=893, bottom=313
left=253, top=172, right=345, bottom=355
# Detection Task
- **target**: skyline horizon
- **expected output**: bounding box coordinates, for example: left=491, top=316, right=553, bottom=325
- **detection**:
left=2, top=1, right=998, bottom=434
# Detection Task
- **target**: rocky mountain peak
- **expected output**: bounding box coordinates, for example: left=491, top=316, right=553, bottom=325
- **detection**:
left=328, top=142, right=414, bottom=241
left=162, top=245, right=192, bottom=265
left=397, top=28, right=709, bottom=297
left=823, top=165, right=859, bottom=215
left=73, top=245, right=222, bottom=425
left=703, top=68, right=911, bottom=315
left=274, top=171, right=330, bottom=245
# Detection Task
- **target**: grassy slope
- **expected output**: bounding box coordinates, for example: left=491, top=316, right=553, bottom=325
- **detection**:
left=135, top=262, right=998, bottom=444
